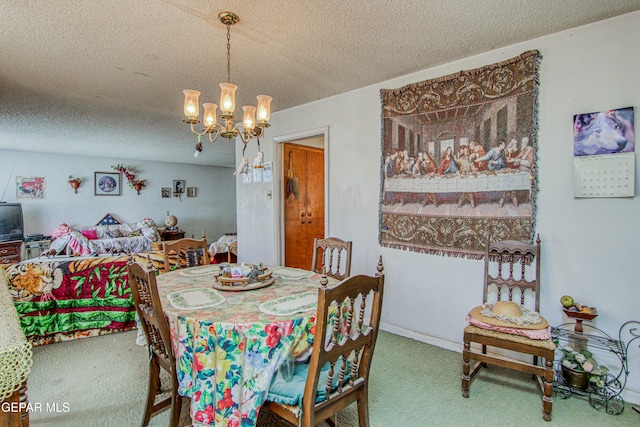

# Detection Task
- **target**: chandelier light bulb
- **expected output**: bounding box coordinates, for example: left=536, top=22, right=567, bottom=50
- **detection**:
left=242, top=106, right=256, bottom=131
left=203, top=103, right=218, bottom=127
left=183, top=90, right=201, bottom=119
left=219, top=83, right=237, bottom=114
left=256, top=95, right=272, bottom=123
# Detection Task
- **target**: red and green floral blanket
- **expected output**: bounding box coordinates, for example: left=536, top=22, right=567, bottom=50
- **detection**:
left=2, top=252, right=165, bottom=346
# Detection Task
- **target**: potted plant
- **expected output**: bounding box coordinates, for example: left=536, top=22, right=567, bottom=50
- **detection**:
left=112, top=164, right=146, bottom=195
left=558, top=344, right=608, bottom=390
left=68, top=175, right=82, bottom=193
left=130, top=178, right=147, bottom=195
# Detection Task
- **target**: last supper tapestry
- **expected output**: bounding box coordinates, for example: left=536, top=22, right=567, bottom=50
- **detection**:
left=379, top=51, right=540, bottom=259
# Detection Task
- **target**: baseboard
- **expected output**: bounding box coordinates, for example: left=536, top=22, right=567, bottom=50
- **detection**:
left=379, top=322, right=640, bottom=406
left=380, top=322, right=463, bottom=353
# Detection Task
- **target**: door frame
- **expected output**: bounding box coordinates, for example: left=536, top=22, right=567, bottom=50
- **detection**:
left=273, top=127, right=329, bottom=266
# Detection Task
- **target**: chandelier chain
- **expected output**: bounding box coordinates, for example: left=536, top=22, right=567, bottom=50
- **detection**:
left=226, top=24, right=231, bottom=83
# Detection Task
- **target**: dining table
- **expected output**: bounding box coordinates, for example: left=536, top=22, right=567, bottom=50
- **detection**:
left=156, top=264, right=337, bottom=427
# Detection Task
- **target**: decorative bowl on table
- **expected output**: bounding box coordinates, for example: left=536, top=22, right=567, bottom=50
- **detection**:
left=213, top=263, right=275, bottom=291
left=562, top=307, right=598, bottom=321
left=562, top=306, right=597, bottom=333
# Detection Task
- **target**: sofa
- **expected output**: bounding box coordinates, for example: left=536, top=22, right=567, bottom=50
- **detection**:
left=50, top=220, right=161, bottom=256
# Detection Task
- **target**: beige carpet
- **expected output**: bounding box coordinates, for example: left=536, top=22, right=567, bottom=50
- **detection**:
left=26, top=330, right=640, bottom=426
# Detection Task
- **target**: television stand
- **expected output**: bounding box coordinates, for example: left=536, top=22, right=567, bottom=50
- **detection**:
left=0, top=240, right=22, bottom=264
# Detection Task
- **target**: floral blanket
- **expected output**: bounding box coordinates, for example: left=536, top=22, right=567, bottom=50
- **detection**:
left=2, top=252, right=165, bottom=346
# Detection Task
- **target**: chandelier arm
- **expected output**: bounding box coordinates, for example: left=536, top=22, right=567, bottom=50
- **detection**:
left=234, top=126, right=252, bottom=144
left=189, top=123, right=209, bottom=137
left=208, top=130, right=221, bottom=143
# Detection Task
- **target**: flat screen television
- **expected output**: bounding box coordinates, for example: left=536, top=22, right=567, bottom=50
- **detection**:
left=0, top=203, right=24, bottom=242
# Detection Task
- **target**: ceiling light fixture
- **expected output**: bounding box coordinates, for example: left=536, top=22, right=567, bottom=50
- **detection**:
left=182, top=12, right=271, bottom=158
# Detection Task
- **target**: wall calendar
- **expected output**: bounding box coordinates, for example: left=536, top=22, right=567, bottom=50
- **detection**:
left=572, top=106, right=635, bottom=198
left=573, top=152, right=635, bottom=198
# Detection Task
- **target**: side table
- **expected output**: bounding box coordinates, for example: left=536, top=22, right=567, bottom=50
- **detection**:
left=0, top=240, right=22, bottom=265
left=162, top=229, right=185, bottom=241
left=551, top=320, right=640, bottom=415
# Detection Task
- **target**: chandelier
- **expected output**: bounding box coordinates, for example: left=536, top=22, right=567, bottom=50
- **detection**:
left=182, top=12, right=272, bottom=157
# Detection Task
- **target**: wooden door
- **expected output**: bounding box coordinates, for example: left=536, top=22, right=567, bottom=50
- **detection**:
left=284, top=143, right=324, bottom=269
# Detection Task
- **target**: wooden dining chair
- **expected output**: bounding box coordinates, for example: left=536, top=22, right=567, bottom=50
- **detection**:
left=163, top=231, right=209, bottom=271
left=127, top=260, right=182, bottom=427
left=264, top=257, right=385, bottom=427
left=311, top=237, right=352, bottom=280
left=462, top=235, right=555, bottom=421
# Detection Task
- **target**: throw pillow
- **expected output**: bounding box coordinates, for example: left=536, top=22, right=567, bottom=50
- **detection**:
left=127, top=229, right=143, bottom=237
left=81, top=229, right=98, bottom=240
left=106, top=229, right=122, bottom=238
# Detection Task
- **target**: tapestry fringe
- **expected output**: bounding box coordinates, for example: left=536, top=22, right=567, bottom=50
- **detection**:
left=530, top=51, right=542, bottom=244
left=380, top=242, right=485, bottom=260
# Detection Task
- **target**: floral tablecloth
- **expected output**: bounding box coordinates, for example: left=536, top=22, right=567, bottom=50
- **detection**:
left=156, top=265, right=336, bottom=427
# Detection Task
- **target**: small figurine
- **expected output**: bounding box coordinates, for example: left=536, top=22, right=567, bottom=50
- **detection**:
left=233, top=157, right=249, bottom=176
left=253, top=151, right=264, bottom=169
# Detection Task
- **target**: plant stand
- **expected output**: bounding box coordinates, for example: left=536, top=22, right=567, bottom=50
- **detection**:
left=551, top=320, right=639, bottom=415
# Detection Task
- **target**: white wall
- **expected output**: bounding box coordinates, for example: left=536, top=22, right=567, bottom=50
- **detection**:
left=0, top=149, right=236, bottom=240
left=237, top=12, right=640, bottom=402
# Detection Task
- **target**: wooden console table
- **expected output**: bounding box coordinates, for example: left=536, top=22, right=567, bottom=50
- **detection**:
left=0, top=240, right=22, bottom=265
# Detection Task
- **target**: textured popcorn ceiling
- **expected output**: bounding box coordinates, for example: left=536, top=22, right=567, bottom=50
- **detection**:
left=1, top=0, right=639, bottom=167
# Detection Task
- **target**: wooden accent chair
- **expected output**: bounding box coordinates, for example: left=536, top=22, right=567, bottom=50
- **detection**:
left=263, top=257, right=385, bottom=427
left=128, top=260, right=182, bottom=427
left=163, top=231, right=209, bottom=271
left=311, top=237, right=352, bottom=281
left=462, top=236, right=555, bottom=421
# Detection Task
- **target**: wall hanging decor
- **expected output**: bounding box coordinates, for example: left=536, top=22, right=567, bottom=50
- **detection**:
left=187, top=187, right=197, bottom=197
left=16, top=176, right=46, bottom=199
left=96, top=213, right=121, bottom=225
left=379, top=50, right=541, bottom=259
left=94, top=172, right=121, bottom=196
left=111, top=164, right=146, bottom=195
left=572, top=106, right=635, bottom=198
left=161, top=187, right=171, bottom=198
left=173, top=180, right=185, bottom=198
left=68, top=175, right=82, bottom=193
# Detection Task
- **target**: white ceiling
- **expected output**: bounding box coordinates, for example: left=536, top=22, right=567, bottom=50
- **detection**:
left=2, top=0, right=640, bottom=167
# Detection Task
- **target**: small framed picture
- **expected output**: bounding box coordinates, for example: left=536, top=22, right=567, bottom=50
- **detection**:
left=187, top=187, right=197, bottom=197
left=161, top=187, right=171, bottom=198
left=16, top=176, right=46, bottom=199
left=94, top=172, right=121, bottom=196
left=173, top=180, right=185, bottom=194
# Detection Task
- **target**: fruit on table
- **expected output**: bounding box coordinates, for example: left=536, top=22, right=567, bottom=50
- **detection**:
left=560, top=295, right=574, bottom=308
